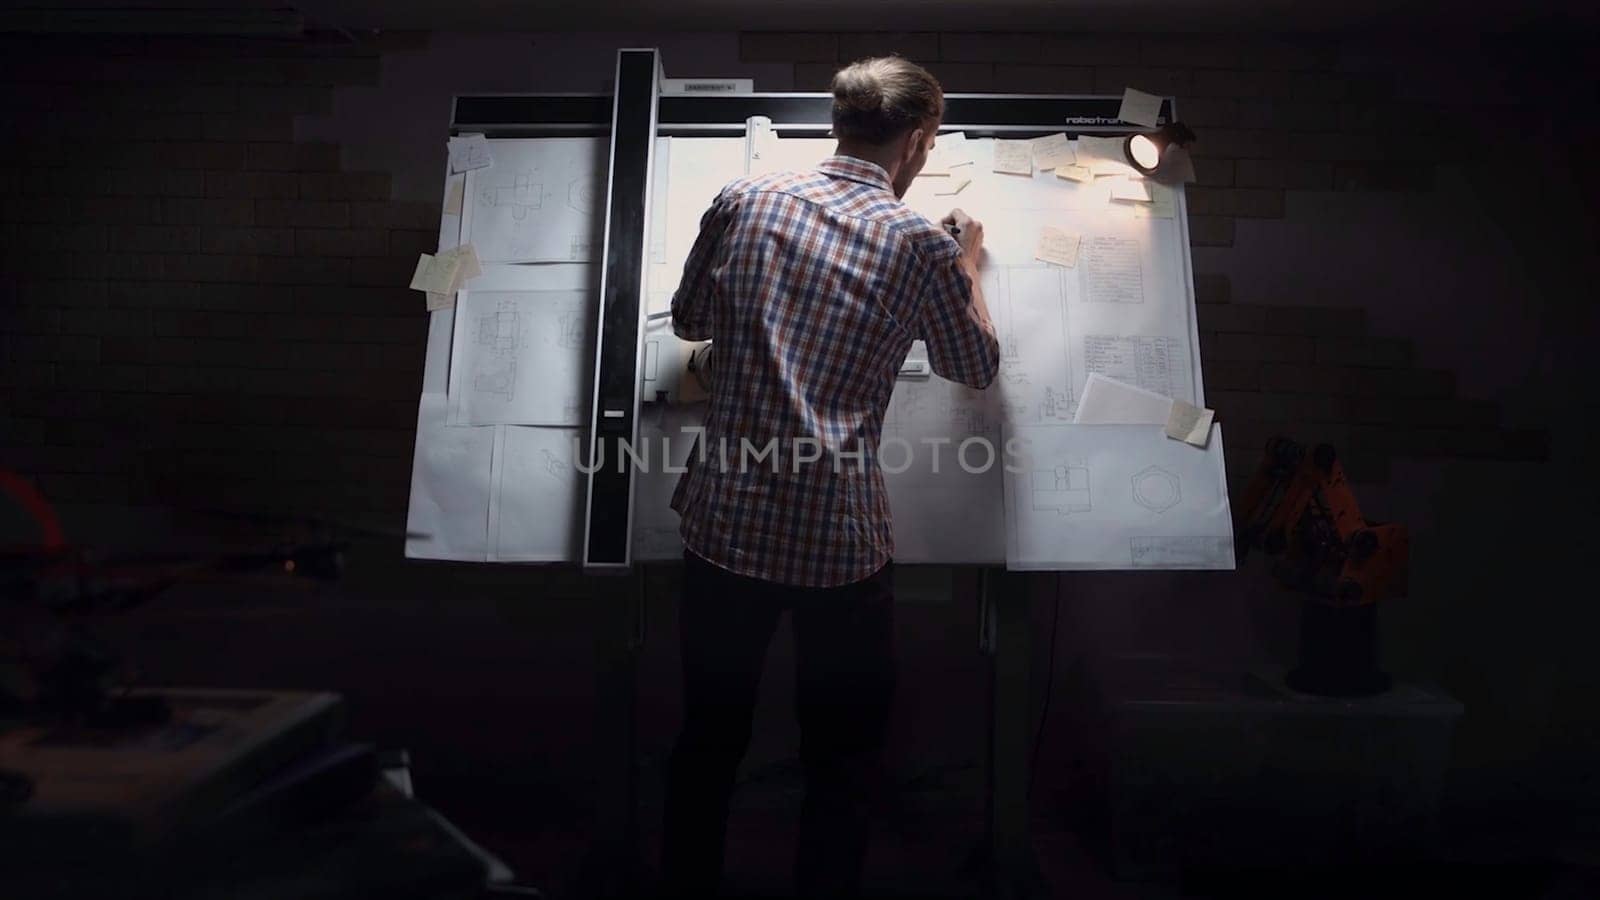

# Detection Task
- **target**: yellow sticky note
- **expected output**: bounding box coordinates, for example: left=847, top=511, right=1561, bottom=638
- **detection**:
left=1075, top=135, right=1128, bottom=164
left=1034, top=226, right=1081, bottom=268
left=409, top=253, right=458, bottom=294
left=1056, top=164, right=1093, bottom=183
left=1165, top=399, right=1215, bottom=447
left=443, top=176, right=465, bottom=215
left=992, top=140, right=1032, bottom=175
left=425, top=291, right=454, bottom=311
left=1118, top=87, right=1164, bottom=128
left=1030, top=133, right=1075, bottom=170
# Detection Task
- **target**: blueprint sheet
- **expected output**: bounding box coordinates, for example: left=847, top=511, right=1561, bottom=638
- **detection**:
left=1004, top=423, right=1235, bottom=569
left=464, top=138, right=606, bottom=264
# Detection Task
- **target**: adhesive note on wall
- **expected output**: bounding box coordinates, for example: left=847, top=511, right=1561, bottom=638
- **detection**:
left=992, top=140, right=1033, bottom=175
left=410, top=244, right=480, bottom=295
left=443, top=175, right=465, bottom=215
left=1034, top=227, right=1081, bottom=268
left=1076, top=135, right=1129, bottom=165
left=1118, top=88, right=1164, bottom=128
left=1030, top=133, right=1075, bottom=170
left=1165, top=399, right=1215, bottom=447
left=448, top=133, right=493, bottom=173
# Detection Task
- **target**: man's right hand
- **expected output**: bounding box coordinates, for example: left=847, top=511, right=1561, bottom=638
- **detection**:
left=941, top=209, right=984, bottom=265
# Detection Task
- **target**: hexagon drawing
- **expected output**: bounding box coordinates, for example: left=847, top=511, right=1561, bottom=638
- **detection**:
left=1131, top=465, right=1181, bottom=513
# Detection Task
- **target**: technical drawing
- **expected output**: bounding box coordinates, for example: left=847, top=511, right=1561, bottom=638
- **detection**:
left=568, top=177, right=597, bottom=213
left=478, top=307, right=519, bottom=353
left=1083, top=334, right=1189, bottom=404
left=469, top=300, right=525, bottom=401
left=478, top=173, right=545, bottom=220
left=1082, top=235, right=1144, bottom=304
left=540, top=448, right=571, bottom=483
left=1041, top=386, right=1070, bottom=421
left=556, top=310, right=584, bottom=350
left=1131, top=536, right=1230, bottom=568
left=1032, top=465, right=1091, bottom=515
left=474, top=361, right=516, bottom=400
left=1132, top=465, right=1181, bottom=513
left=982, top=264, right=1074, bottom=424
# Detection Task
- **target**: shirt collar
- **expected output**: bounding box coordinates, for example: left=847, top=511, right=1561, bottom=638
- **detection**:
left=816, top=154, right=894, bottom=192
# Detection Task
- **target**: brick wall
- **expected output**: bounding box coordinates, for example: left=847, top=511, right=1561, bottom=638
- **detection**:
left=0, top=29, right=1560, bottom=536
left=749, top=30, right=1551, bottom=486
left=0, top=33, right=436, bottom=527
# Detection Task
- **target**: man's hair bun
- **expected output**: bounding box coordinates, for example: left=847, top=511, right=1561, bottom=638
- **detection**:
left=830, top=57, right=944, bottom=145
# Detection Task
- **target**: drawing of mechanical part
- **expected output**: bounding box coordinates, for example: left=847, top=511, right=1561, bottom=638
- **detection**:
left=1032, top=465, right=1091, bottom=514
left=1131, top=465, right=1181, bottom=513
left=540, top=448, right=571, bottom=483
left=556, top=310, right=584, bottom=350
left=474, top=360, right=516, bottom=400
left=479, top=174, right=545, bottom=220
left=568, top=177, right=597, bottom=212
left=1040, top=386, right=1073, bottom=422
left=478, top=308, right=520, bottom=353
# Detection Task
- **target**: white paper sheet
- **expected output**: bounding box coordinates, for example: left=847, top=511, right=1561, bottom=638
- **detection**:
left=405, top=394, right=495, bottom=561
left=1118, top=88, right=1165, bottom=129
left=492, top=425, right=584, bottom=561
left=1074, top=372, right=1174, bottom=424
left=881, top=363, right=1006, bottom=563
left=648, top=137, right=748, bottom=312
left=463, top=138, right=605, bottom=263
left=1055, top=164, right=1093, bottom=183
left=923, top=131, right=972, bottom=175
left=448, top=289, right=590, bottom=426
left=992, top=139, right=1033, bottom=175
left=1004, top=423, right=1235, bottom=569
left=1030, top=133, right=1076, bottom=170
left=1076, top=135, right=1128, bottom=164
left=1035, top=227, right=1081, bottom=267
left=448, top=133, right=492, bottom=173
left=632, top=404, right=704, bottom=560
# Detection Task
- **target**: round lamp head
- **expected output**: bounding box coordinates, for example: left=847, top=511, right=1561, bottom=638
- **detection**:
left=1127, top=134, right=1162, bottom=172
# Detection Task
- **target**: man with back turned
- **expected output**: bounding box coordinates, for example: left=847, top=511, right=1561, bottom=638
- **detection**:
left=662, top=56, right=1000, bottom=898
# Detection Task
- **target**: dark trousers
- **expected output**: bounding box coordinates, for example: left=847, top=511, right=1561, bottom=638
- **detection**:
left=661, top=550, right=896, bottom=899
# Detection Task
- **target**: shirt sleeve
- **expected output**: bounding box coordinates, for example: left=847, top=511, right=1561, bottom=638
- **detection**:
left=670, top=186, right=737, bottom=342
left=915, top=246, right=1000, bottom=389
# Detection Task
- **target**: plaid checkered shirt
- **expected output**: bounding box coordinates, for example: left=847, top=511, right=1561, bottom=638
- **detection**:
left=669, top=155, right=999, bottom=587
